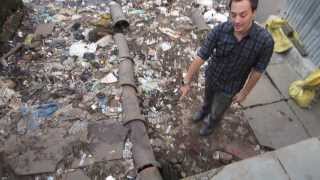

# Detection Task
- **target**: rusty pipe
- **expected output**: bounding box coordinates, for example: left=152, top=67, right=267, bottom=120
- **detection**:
left=121, top=86, right=145, bottom=125
left=108, top=1, right=129, bottom=30
left=128, top=120, right=160, bottom=171
left=113, top=33, right=131, bottom=60
left=119, top=58, right=136, bottom=91
left=137, top=166, right=163, bottom=180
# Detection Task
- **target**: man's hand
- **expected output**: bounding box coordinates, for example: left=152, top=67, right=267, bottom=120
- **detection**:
left=232, top=90, right=247, bottom=104
left=232, top=69, right=263, bottom=104
left=180, top=84, right=191, bottom=100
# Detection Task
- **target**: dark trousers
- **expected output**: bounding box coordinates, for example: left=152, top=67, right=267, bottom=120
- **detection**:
left=201, top=83, right=234, bottom=122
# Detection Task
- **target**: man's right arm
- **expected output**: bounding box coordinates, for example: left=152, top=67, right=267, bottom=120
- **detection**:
left=179, top=24, right=220, bottom=98
left=180, top=56, right=205, bottom=97
left=183, top=56, right=205, bottom=85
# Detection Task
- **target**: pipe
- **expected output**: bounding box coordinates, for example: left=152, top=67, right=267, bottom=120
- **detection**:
left=108, top=1, right=129, bottom=30
left=119, top=58, right=137, bottom=91
left=128, top=120, right=160, bottom=170
left=113, top=33, right=131, bottom=60
left=121, top=86, right=145, bottom=125
left=110, top=2, right=163, bottom=177
left=137, top=166, right=163, bottom=180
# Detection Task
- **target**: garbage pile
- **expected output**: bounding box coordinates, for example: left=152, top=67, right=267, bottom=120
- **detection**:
left=0, top=0, right=264, bottom=179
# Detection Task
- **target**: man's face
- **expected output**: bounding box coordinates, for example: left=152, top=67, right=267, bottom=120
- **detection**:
left=230, top=0, right=256, bottom=34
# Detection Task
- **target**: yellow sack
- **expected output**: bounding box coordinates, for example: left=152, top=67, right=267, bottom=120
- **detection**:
left=289, top=69, right=320, bottom=107
left=265, top=16, right=292, bottom=53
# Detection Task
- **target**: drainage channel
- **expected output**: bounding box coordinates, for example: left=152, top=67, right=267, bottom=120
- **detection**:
left=109, top=1, right=163, bottom=180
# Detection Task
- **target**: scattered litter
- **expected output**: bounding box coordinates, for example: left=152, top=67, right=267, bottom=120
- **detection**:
left=19, top=102, right=59, bottom=130
left=128, top=9, right=145, bottom=15
left=106, top=176, right=116, bottom=180
left=96, top=35, right=114, bottom=47
left=97, top=93, right=108, bottom=113
left=139, top=77, right=160, bottom=92
left=213, top=151, right=233, bottom=163
left=69, top=41, right=97, bottom=58
left=160, top=42, right=172, bottom=51
left=159, top=27, right=181, bottom=39
left=204, top=10, right=228, bottom=23
left=100, top=71, right=118, bottom=84
left=196, top=0, right=213, bottom=8
left=47, top=176, right=54, bottom=180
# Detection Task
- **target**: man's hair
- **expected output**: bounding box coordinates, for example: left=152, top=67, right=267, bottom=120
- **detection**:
left=228, top=0, right=259, bottom=11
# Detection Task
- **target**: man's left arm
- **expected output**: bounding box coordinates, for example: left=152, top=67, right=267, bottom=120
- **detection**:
left=233, top=69, right=263, bottom=103
left=233, top=38, right=275, bottom=103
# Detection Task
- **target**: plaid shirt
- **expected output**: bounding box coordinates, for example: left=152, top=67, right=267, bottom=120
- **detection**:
left=197, top=21, right=274, bottom=95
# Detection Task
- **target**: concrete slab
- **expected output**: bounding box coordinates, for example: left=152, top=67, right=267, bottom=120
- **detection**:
left=244, top=101, right=309, bottom=149
left=267, top=63, right=301, bottom=98
left=183, top=168, right=220, bottom=180
left=35, top=23, right=55, bottom=37
left=88, top=120, right=128, bottom=162
left=288, top=100, right=320, bottom=137
left=184, top=153, right=289, bottom=180
left=5, top=128, right=74, bottom=175
left=242, top=74, right=283, bottom=107
left=275, top=138, right=320, bottom=180
left=285, top=47, right=317, bottom=78
left=313, top=99, right=320, bottom=117
left=269, top=52, right=288, bottom=65
left=62, top=170, right=90, bottom=180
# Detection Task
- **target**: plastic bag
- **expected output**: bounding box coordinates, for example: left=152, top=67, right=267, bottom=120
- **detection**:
left=289, top=69, right=320, bottom=107
left=265, top=16, right=292, bottom=53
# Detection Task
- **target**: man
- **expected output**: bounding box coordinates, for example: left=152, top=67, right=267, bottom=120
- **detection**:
left=180, top=0, right=274, bottom=136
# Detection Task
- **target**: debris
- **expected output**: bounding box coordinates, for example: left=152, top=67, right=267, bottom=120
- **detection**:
left=96, top=35, right=114, bottom=47
left=128, top=9, right=145, bottom=16
left=19, top=102, right=59, bottom=130
left=0, top=88, right=19, bottom=106
left=53, top=14, right=70, bottom=22
left=159, top=27, right=181, bottom=39
left=97, top=93, right=108, bottom=113
left=138, top=77, right=160, bottom=92
left=100, top=71, right=118, bottom=84
left=83, top=53, right=96, bottom=61
left=0, top=43, right=23, bottom=67
left=213, top=151, right=233, bottom=163
left=71, top=22, right=81, bottom=31
left=35, top=23, right=55, bottom=37
left=106, top=175, right=116, bottom=180
left=0, top=79, right=16, bottom=89
left=69, top=41, right=97, bottom=58
left=196, top=0, right=213, bottom=8
left=159, top=42, right=172, bottom=51
left=61, top=170, right=90, bottom=180
left=204, top=9, right=228, bottom=23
